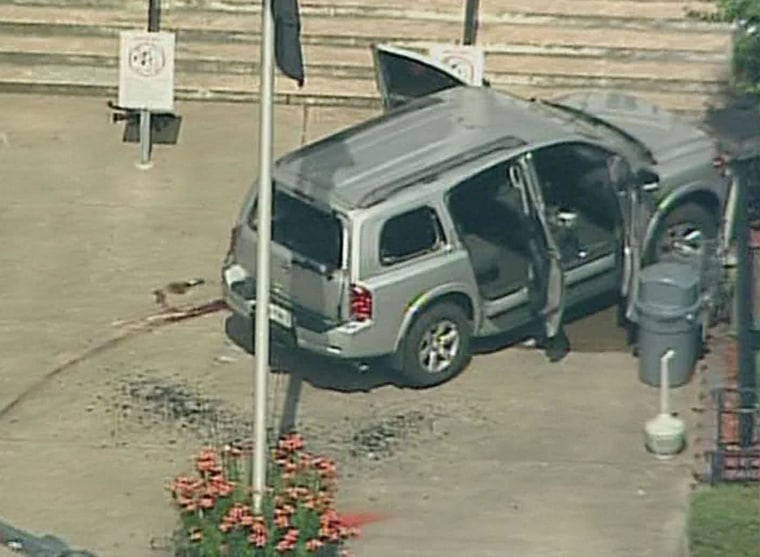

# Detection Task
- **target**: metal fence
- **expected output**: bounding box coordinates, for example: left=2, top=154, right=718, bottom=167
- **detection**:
left=699, top=103, right=760, bottom=483
left=701, top=387, right=760, bottom=483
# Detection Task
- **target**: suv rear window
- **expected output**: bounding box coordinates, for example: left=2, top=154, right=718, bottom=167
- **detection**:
left=380, top=207, right=444, bottom=265
left=249, top=189, right=344, bottom=271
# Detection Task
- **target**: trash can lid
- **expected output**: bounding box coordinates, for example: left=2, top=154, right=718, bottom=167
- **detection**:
left=638, top=262, right=700, bottom=309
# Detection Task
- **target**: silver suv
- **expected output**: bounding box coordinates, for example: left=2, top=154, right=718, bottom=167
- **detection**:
left=222, top=46, right=730, bottom=387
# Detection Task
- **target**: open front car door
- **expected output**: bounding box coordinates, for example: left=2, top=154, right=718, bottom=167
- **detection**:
left=513, top=155, right=567, bottom=345
left=371, top=44, right=471, bottom=111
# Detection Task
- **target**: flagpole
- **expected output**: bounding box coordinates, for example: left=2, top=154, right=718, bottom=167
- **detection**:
left=252, top=0, right=276, bottom=514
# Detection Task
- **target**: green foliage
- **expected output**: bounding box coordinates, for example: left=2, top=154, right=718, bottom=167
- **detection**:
left=716, top=0, right=760, bottom=22
left=689, top=1, right=760, bottom=95
left=719, top=1, right=760, bottom=95
left=169, top=436, right=358, bottom=557
left=688, top=485, right=760, bottom=557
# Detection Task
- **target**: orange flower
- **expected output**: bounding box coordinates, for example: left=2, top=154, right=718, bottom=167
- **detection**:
left=248, top=533, right=267, bottom=548
left=297, top=451, right=315, bottom=469
left=199, top=495, right=216, bottom=509
left=286, top=485, right=309, bottom=500
left=278, top=433, right=304, bottom=453
left=215, top=480, right=234, bottom=498
left=276, top=539, right=296, bottom=553
left=311, top=457, right=338, bottom=479
left=274, top=508, right=290, bottom=529
left=305, top=538, right=324, bottom=552
left=196, top=448, right=219, bottom=474
left=302, top=495, right=316, bottom=510
left=248, top=518, right=268, bottom=548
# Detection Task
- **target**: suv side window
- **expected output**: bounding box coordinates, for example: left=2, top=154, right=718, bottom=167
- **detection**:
left=379, top=207, right=444, bottom=266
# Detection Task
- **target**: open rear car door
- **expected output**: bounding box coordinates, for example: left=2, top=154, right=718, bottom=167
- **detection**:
left=514, top=155, right=567, bottom=341
left=371, top=44, right=472, bottom=111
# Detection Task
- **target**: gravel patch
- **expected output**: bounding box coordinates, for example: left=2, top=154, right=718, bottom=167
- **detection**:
left=110, top=375, right=451, bottom=463
left=349, top=411, right=432, bottom=461
left=119, top=374, right=252, bottom=444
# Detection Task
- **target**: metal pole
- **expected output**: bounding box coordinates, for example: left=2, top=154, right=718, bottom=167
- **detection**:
left=734, top=155, right=757, bottom=448
left=138, top=110, right=152, bottom=169
left=252, top=0, right=276, bottom=513
left=148, top=0, right=160, bottom=32
left=463, top=0, right=480, bottom=45
left=137, top=0, right=160, bottom=170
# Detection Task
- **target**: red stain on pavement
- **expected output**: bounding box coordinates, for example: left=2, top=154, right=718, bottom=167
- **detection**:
left=340, top=512, right=390, bottom=530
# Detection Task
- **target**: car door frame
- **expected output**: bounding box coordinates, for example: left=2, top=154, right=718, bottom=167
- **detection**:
left=513, top=154, right=567, bottom=339
left=524, top=142, right=640, bottom=312
left=371, top=43, right=472, bottom=111
left=443, top=151, right=567, bottom=339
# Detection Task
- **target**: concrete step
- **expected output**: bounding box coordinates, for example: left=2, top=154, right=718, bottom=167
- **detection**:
left=0, top=61, right=377, bottom=97
left=0, top=58, right=720, bottom=113
left=0, top=47, right=725, bottom=95
left=0, top=0, right=720, bottom=22
left=0, top=0, right=731, bottom=115
left=0, top=3, right=732, bottom=37
left=0, top=6, right=732, bottom=54
left=0, top=35, right=729, bottom=86
left=0, top=25, right=732, bottom=65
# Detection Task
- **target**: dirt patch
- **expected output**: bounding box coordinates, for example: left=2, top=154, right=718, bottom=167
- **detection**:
left=121, top=375, right=252, bottom=444
left=111, top=374, right=450, bottom=466
left=349, top=410, right=432, bottom=460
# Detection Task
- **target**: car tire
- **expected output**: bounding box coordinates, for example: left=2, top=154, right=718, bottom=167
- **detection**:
left=650, top=202, right=718, bottom=264
left=398, top=302, right=472, bottom=389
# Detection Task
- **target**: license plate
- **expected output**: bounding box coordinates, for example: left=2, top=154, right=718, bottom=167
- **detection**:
left=268, top=303, right=293, bottom=329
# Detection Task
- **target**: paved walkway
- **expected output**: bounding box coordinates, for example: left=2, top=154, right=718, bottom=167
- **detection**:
left=0, top=94, right=696, bottom=557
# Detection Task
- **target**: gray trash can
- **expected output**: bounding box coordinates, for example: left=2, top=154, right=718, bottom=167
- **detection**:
left=635, top=262, right=702, bottom=387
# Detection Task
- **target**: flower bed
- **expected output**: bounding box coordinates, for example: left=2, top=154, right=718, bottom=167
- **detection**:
left=169, top=434, right=360, bottom=557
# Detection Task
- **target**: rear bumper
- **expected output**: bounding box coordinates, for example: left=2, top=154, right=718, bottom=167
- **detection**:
left=222, top=263, right=389, bottom=360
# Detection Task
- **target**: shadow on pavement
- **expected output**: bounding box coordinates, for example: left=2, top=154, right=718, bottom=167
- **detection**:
left=225, top=291, right=630, bottom=394
left=475, top=293, right=630, bottom=355
left=225, top=314, right=404, bottom=393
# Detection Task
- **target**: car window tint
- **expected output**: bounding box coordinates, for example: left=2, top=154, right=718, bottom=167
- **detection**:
left=380, top=207, right=443, bottom=265
left=376, top=49, right=463, bottom=102
left=248, top=188, right=344, bottom=270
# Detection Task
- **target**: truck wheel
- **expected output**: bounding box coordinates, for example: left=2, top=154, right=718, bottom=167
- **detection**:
left=398, top=302, right=472, bottom=388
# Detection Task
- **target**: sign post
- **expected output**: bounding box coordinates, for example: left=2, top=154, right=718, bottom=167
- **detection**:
left=118, top=1, right=173, bottom=169
left=462, top=0, right=480, bottom=45
left=429, top=44, right=485, bottom=86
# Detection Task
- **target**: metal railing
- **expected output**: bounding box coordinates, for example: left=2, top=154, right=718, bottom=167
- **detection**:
left=701, top=387, right=760, bottom=483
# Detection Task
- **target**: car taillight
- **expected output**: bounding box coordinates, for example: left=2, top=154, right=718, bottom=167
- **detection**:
left=226, top=225, right=240, bottom=259
left=350, top=284, right=373, bottom=322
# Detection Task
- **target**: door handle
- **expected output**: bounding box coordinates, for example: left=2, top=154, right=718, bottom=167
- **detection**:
left=642, top=182, right=660, bottom=192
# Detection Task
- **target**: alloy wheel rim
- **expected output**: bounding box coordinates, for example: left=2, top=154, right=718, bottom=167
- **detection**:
left=417, top=319, right=460, bottom=374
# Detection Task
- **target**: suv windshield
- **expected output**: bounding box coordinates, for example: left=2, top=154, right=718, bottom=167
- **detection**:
left=248, top=188, right=344, bottom=271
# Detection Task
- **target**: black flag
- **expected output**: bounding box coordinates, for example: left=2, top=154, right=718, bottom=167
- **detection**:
left=272, top=0, right=305, bottom=87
